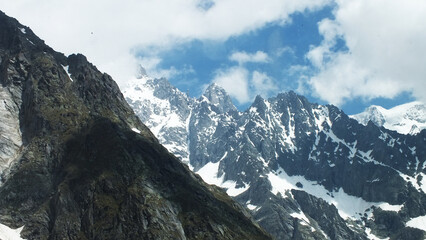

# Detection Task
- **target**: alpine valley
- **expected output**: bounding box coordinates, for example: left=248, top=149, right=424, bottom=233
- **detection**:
left=124, top=69, right=426, bottom=240
left=0, top=11, right=272, bottom=240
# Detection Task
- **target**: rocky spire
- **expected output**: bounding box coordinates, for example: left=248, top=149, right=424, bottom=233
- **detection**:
left=202, top=83, right=237, bottom=113
left=136, top=65, right=148, bottom=79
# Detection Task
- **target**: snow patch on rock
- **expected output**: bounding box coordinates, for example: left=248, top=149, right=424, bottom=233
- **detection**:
left=268, top=166, right=403, bottom=220
left=196, top=160, right=248, bottom=197
left=406, top=215, right=426, bottom=231
left=0, top=223, right=25, bottom=240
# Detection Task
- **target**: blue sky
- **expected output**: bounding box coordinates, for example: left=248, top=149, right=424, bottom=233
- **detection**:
left=140, top=8, right=332, bottom=108
left=1, top=0, right=425, bottom=115
left=137, top=4, right=416, bottom=114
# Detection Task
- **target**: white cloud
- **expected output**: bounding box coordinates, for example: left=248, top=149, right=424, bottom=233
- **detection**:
left=212, top=66, right=277, bottom=104
left=0, top=0, right=330, bottom=87
left=307, top=0, right=426, bottom=106
left=212, top=67, right=250, bottom=104
left=137, top=57, right=177, bottom=80
left=287, top=65, right=311, bottom=95
left=288, top=65, right=310, bottom=76
left=275, top=46, right=295, bottom=58
left=229, top=51, right=270, bottom=65
left=136, top=57, right=196, bottom=84
left=212, top=49, right=279, bottom=104
left=251, top=71, right=278, bottom=97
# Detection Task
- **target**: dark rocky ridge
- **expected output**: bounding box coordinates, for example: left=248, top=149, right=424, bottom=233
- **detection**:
left=0, top=11, right=271, bottom=240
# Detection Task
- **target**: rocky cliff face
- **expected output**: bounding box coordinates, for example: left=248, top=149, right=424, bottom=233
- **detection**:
left=0, top=11, right=271, bottom=240
left=125, top=73, right=426, bottom=239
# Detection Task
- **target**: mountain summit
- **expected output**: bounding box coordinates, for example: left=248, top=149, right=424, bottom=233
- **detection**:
left=0, top=11, right=271, bottom=240
left=351, top=102, right=426, bottom=135
left=202, top=83, right=237, bottom=113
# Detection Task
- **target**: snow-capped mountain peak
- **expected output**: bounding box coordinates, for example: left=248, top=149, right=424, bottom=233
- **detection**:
left=353, top=105, right=386, bottom=126
left=350, top=101, right=426, bottom=135
left=123, top=75, right=193, bottom=165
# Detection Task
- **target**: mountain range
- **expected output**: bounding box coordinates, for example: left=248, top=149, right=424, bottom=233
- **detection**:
left=1, top=9, right=425, bottom=240
left=124, top=72, right=426, bottom=240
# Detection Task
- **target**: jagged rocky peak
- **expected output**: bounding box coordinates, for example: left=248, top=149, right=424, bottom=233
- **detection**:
left=361, top=105, right=386, bottom=126
left=274, top=91, right=312, bottom=110
left=248, top=95, right=273, bottom=122
left=151, top=78, right=179, bottom=99
left=149, top=77, right=192, bottom=121
left=250, top=91, right=312, bottom=114
left=0, top=11, right=66, bottom=64
left=409, top=124, right=421, bottom=135
left=250, top=95, right=267, bottom=112
left=202, top=83, right=237, bottom=113
left=136, top=64, right=148, bottom=79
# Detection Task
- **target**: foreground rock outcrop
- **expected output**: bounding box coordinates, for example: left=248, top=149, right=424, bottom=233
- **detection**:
left=0, top=11, right=271, bottom=240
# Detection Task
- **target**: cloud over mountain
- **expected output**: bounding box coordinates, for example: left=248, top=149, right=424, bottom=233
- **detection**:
left=0, top=0, right=329, bottom=86
left=307, top=0, right=426, bottom=106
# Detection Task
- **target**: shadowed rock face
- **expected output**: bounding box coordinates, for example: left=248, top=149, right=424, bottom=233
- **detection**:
left=0, top=11, right=271, bottom=240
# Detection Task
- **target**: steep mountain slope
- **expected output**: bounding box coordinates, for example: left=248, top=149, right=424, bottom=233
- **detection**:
left=125, top=74, right=426, bottom=240
left=0, top=11, right=271, bottom=240
left=350, top=102, right=426, bottom=135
